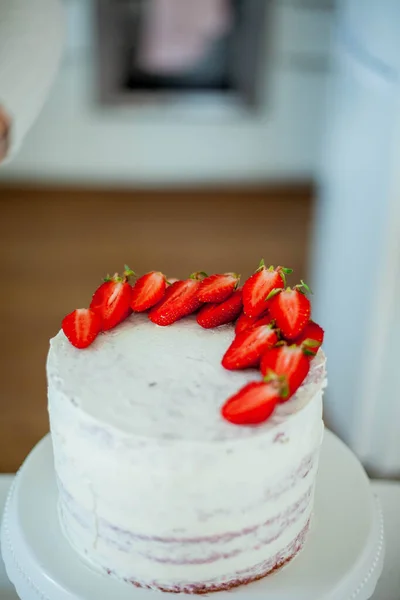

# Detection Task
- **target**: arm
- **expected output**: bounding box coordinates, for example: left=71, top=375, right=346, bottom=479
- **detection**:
left=0, top=0, right=64, bottom=164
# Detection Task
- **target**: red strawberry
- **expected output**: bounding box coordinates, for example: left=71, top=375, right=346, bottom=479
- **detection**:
left=221, top=381, right=279, bottom=425
left=222, top=324, right=278, bottom=370
left=235, top=311, right=271, bottom=334
left=260, top=344, right=310, bottom=400
left=197, top=289, right=242, bottom=329
left=131, top=271, right=166, bottom=312
left=268, top=281, right=311, bottom=340
left=197, top=273, right=240, bottom=303
left=235, top=313, right=257, bottom=334
left=242, top=260, right=291, bottom=319
left=149, top=273, right=204, bottom=326
left=90, top=266, right=134, bottom=331
left=62, top=308, right=102, bottom=349
left=295, top=320, right=324, bottom=358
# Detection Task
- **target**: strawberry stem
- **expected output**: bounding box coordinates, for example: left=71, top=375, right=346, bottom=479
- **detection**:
left=295, top=280, right=313, bottom=295
left=190, top=271, right=208, bottom=280
left=228, top=272, right=240, bottom=281
left=278, top=266, right=293, bottom=287
left=263, top=372, right=289, bottom=398
left=123, top=265, right=135, bottom=280
left=303, top=338, right=320, bottom=348
left=279, top=375, right=290, bottom=399
left=266, top=288, right=282, bottom=301
left=304, top=348, right=317, bottom=357
left=263, top=369, right=278, bottom=383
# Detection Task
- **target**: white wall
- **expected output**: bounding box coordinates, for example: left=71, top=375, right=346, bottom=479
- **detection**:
left=0, top=0, right=334, bottom=185
left=311, top=0, right=400, bottom=476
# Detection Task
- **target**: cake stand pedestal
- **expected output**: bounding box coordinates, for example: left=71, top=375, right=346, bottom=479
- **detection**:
left=1, top=431, right=384, bottom=600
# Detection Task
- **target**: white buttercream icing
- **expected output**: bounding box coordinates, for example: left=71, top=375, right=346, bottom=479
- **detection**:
left=47, top=313, right=326, bottom=592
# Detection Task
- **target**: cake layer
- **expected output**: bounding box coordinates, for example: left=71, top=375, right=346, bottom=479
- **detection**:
left=47, top=314, right=326, bottom=591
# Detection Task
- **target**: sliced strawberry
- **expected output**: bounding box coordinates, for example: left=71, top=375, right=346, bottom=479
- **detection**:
left=235, top=310, right=271, bottom=334
left=149, top=273, right=204, bottom=326
left=90, top=266, right=134, bottom=331
left=131, top=271, right=166, bottom=312
left=197, top=289, right=242, bottom=329
left=260, top=344, right=310, bottom=400
left=235, top=313, right=257, bottom=334
left=62, top=308, right=102, bottom=349
left=197, top=273, right=239, bottom=303
left=294, top=320, right=324, bottom=358
left=222, top=324, right=278, bottom=370
left=268, top=282, right=311, bottom=340
left=221, top=381, right=279, bottom=425
left=242, top=260, right=291, bottom=319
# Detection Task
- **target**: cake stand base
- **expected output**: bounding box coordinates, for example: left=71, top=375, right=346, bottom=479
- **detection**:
left=1, top=431, right=384, bottom=600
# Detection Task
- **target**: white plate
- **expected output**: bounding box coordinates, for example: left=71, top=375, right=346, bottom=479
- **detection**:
left=1, top=431, right=384, bottom=600
left=369, top=481, right=400, bottom=600
left=0, top=476, right=18, bottom=599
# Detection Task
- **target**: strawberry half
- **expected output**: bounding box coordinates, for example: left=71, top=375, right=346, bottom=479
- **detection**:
left=221, top=381, right=280, bottom=425
left=222, top=324, right=278, bottom=370
left=242, top=260, right=291, bottom=319
left=295, top=320, right=324, bottom=358
left=149, top=273, right=204, bottom=326
left=90, top=266, right=134, bottom=331
left=197, top=289, right=243, bottom=329
left=131, top=271, right=166, bottom=312
left=260, top=344, right=310, bottom=400
left=197, top=273, right=240, bottom=303
left=268, top=281, right=311, bottom=340
left=62, top=308, right=102, bottom=349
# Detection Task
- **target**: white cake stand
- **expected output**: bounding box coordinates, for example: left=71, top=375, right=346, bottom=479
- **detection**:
left=1, top=431, right=384, bottom=600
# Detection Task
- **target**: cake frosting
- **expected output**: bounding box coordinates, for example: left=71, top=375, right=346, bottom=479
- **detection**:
left=47, top=313, right=326, bottom=593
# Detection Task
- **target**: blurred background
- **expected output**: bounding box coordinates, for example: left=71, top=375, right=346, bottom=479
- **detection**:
left=1, top=0, right=399, bottom=478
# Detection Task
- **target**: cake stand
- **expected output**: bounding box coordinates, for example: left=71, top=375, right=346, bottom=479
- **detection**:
left=1, top=431, right=384, bottom=600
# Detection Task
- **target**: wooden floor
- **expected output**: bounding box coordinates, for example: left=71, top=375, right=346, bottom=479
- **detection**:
left=0, top=184, right=314, bottom=472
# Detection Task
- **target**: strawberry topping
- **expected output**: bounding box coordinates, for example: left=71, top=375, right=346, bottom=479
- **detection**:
left=222, top=324, right=278, bottom=370
left=294, top=320, right=324, bottom=358
left=131, top=271, right=166, bottom=312
left=148, top=273, right=204, bottom=326
left=221, top=381, right=279, bottom=425
left=242, top=260, right=291, bottom=319
left=197, top=289, right=243, bottom=329
left=61, top=259, right=323, bottom=428
left=90, top=266, right=134, bottom=331
left=260, top=344, right=310, bottom=400
left=197, top=273, right=240, bottom=303
left=62, top=308, right=102, bottom=349
left=268, top=282, right=311, bottom=340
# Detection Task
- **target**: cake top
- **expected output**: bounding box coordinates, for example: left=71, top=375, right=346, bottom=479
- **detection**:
left=48, top=313, right=326, bottom=442
left=54, top=262, right=326, bottom=432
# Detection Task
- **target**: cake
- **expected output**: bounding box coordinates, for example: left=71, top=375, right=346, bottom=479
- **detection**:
left=47, top=266, right=327, bottom=594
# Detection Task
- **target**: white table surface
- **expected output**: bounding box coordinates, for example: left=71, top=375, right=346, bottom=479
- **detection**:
left=1, top=476, right=399, bottom=600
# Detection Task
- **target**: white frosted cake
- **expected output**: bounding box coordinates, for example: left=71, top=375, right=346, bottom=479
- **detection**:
left=48, top=310, right=326, bottom=593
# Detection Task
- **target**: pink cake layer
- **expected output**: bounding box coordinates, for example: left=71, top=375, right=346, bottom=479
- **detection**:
left=113, top=520, right=311, bottom=594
